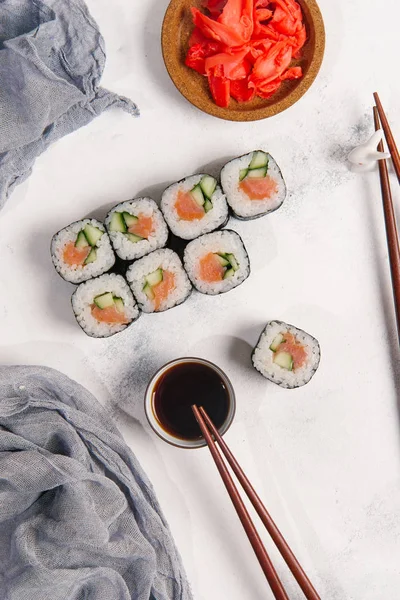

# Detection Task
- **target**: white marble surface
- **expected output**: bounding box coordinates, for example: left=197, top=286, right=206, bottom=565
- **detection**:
left=1, top=0, right=400, bottom=597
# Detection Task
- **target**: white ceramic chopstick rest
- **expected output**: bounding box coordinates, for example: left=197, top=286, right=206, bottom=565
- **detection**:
left=348, top=130, right=391, bottom=172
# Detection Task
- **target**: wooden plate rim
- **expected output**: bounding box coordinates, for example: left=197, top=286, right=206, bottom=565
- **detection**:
left=161, top=0, right=325, bottom=121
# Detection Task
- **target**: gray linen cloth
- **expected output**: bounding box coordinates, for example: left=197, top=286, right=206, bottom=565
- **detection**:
left=0, top=0, right=139, bottom=208
left=0, top=365, right=193, bottom=600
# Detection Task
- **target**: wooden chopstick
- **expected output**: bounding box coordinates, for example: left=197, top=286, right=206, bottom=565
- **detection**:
left=192, top=405, right=290, bottom=600
left=373, top=106, right=400, bottom=340
left=192, top=405, right=321, bottom=600
left=374, top=92, right=400, bottom=184
left=198, top=406, right=321, bottom=600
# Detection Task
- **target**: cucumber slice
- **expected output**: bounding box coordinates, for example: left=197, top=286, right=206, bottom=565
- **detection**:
left=200, top=175, right=217, bottom=199
left=146, top=268, right=163, bottom=287
left=226, top=253, right=239, bottom=271
left=122, top=212, right=138, bottom=227
left=249, top=151, right=268, bottom=170
left=204, top=199, right=213, bottom=213
left=93, top=292, right=114, bottom=309
left=239, top=168, right=248, bottom=181
left=269, top=333, right=285, bottom=352
left=191, top=185, right=205, bottom=207
left=109, top=212, right=127, bottom=233
left=75, top=231, right=89, bottom=249
left=84, top=248, right=97, bottom=265
left=113, top=296, right=125, bottom=313
left=223, top=268, right=235, bottom=280
left=215, top=253, right=230, bottom=267
left=273, top=351, right=293, bottom=371
left=125, top=233, right=143, bottom=243
left=84, top=224, right=103, bottom=246
left=143, top=283, right=155, bottom=300
left=246, top=166, right=268, bottom=178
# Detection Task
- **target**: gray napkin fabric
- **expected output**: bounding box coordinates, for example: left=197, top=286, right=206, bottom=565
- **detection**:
left=0, top=366, right=193, bottom=600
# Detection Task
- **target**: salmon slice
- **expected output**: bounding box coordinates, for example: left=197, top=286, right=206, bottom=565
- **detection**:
left=153, top=271, right=176, bottom=311
left=175, top=189, right=205, bottom=221
left=91, top=305, right=129, bottom=325
left=128, top=214, right=154, bottom=238
left=199, top=252, right=225, bottom=282
left=276, top=332, right=307, bottom=369
left=239, top=175, right=278, bottom=200
left=63, top=241, right=90, bottom=266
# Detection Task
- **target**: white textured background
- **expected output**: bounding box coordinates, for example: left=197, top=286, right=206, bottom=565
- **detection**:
left=1, top=0, right=400, bottom=598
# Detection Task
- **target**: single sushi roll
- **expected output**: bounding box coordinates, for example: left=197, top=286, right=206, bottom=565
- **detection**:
left=220, top=150, right=286, bottom=220
left=183, top=230, right=250, bottom=295
left=71, top=274, right=139, bottom=338
left=126, top=249, right=192, bottom=313
left=51, top=219, right=115, bottom=284
left=105, top=198, right=168, bottom=261
left=252, top=321, right=320, bottom=388
left=161, top=174, right=229, bottom=240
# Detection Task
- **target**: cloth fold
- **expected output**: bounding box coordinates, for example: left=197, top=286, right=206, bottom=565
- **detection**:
left=0, top=365, right=193, bottom=600
left=0, top=0, right=139, bottom=208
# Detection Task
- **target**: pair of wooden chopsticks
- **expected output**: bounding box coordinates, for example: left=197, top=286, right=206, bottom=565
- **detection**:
left=192, top=405, right=320, bottom=600
left=373, top=93, right=400, bottom=339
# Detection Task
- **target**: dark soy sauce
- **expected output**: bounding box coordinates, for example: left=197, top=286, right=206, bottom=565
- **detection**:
left=153, top=362, right=230, bottom=440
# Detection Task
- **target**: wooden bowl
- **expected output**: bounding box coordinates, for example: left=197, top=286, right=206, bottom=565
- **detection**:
left=161, top=0, right=325, bottom=121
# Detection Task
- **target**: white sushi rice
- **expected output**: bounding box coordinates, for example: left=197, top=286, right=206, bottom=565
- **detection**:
left=105, top=198, right=169, bottom=261
left=161, top=174, right=229, bottom=240
left=252, top=321, right=321, bottom=388
left=71, top=274, right=139, bottom=338
left=220, top=151, right=286, bottom=219
left=51, top=219, right=115, bottom=284
left=183, top=230, right=250, bottom=295
left=126, top=249, right=192, bottom=313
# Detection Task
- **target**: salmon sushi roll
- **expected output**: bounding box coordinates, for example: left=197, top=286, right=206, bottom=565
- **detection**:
left=71, top=274, right=140, bottom=337
left=105, top=198, right=169, bottom=261
left=126, top=249, right=192, bottom=313
left=220, top=151, right=286, bottom=220
left=161, top=174, right=229, bottom=240
left=183, top=230, right=250, bottom=295
left=51, top=219, right=115, bottom=284
left=252, top=321, right=321, bottom=388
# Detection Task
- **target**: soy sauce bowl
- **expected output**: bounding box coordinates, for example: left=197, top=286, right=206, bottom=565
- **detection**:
left=145, top=357, right=236, bottom=449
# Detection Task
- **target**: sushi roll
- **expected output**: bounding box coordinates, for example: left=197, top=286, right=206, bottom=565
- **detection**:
left=51, top=219, right=115, bottom=284
left=183, top=230, right=250, bottom=295
left=71, top=274, right=139, bottom=338
left=220, top=150, right=286, bottom=220
left=105, top=198, right=169, bottom=261
left=126, top=249, right=191, bottom=313
left=252, top=321, right=321, bottom=388
left=161, top=174, right=229, bottom=240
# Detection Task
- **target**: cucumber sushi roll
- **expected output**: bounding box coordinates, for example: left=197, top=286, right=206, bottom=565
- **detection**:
left=71, top=274, right=139, bottom=338
left=183, top=230, right=250, bottom=295
left=51, top=219, right=115, bottom=284
left=126, top=249, right=191, bottom=313
left=161, top=174, right=229, bottom=240
left=220, top=150, right=286, bottom=220
left=252, top=321, right=321, bottom=388
left=105, top=198, right=168, bottom=261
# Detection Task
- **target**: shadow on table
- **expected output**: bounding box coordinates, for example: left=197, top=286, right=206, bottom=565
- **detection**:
left=105, top=336, right=167, bottom=421
left=136, top=180, right=173, bottom=206
left=363, top=176, right=400, bottom=433
left=198, top=155, right=236, bottom=178
left=82, top=181, right=174, bottom=214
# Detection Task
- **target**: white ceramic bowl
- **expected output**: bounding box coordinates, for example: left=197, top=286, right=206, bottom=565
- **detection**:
left=144, top=357, right=236, bottom=449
